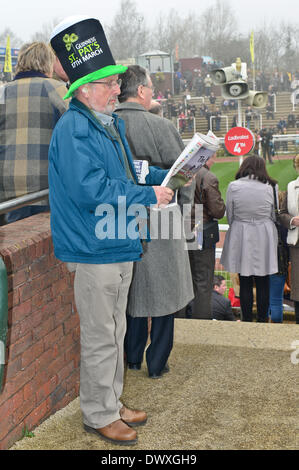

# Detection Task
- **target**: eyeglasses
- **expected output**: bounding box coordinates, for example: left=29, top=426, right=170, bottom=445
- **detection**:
left=143, top=83, right=155, bottom=92
left=91, top=78, right=122, bottom=89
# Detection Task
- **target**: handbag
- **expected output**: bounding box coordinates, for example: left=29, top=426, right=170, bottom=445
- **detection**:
left=272, top=186, right=289, bottom=276
left=197, top=175, right=219, bottom=249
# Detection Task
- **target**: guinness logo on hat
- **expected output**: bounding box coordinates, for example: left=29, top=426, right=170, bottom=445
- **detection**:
left=50, top=16, right=127, bottom=99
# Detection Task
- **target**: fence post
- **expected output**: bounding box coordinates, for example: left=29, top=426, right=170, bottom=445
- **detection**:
left=0, top=257, right=8, bottom=393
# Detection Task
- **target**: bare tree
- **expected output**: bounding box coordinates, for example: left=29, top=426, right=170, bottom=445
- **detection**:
left=199, top=0, right=238, bottom=62
left=107, top=0, right=150, bottom=60
left=31, top=18, right=61, bottom=43
left=0, top=28, right=22, bottom=48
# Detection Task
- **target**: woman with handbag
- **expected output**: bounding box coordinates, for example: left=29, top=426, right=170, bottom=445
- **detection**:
left=220, top=156, right=278, bottom=322
left=279, top=155, right=299, bottom=324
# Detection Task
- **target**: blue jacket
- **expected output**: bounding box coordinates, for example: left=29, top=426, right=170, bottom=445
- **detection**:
left=48, top=98, right=166, bottom=264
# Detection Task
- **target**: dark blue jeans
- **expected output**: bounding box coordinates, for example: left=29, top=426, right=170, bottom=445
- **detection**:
left=268, top=273, right=286, bottom=323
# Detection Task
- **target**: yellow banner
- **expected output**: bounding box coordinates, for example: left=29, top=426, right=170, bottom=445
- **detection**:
left=175, top=44, right=179, bottom=62
left=4, top=35, right=12, bottom=73
left=250, top=31, right=254, bottom=64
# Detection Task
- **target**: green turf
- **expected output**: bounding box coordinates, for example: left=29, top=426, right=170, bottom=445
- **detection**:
left=212, top=158, right=297, bottom=224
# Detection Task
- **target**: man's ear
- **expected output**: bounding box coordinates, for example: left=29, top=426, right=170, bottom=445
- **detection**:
left=137, top=84, right=144, bottom=100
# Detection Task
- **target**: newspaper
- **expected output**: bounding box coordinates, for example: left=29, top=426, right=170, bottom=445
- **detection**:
left=161, top=131, right=220, bottom=191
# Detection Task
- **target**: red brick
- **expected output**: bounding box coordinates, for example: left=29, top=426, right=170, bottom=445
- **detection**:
left=11, top=389, right=24, bottom=411
left=29, top=256, right=51, bottom=279
left=17, top=309, right=43, bottom=339
left=5, top=356, right=22, bottom=380
left=0, top=413, right=14, bottom=441
left=35, top=348, right=56, bottom=372
left=9, top=267, right=30, bottom=289
left=52, top=390, right=76, bottom=414
left=13, top=399, right=36, bottom=424
left=24, top=397, right=51, bottom=430
left=54, top=303, right=72, bottom=327
left=51, top=277, right=70, bottom=298
left=18, top=269, right=59, bottom=302
left=57, top=361, right=75, bottom=383
left=27, top=239, right=36, bottom=260
left=65, top=370, right=80, bottom=391
left=9, top=332, right=33, bottom=360
left=56, top=331, right=75, bottom=356
left=10, top=248, right=27, bottom=270
left=63, top=312, right=79, bottom=335
left=23, top=375, right=46, bottom=402
left=46, top=354, right=68, bottom=379
left=43, top=325, right=64, bottom=351
left=7, top=289, right=20, bottom=309
left=0, top=422, right=24, bottom=450
left=0, top=397, right=13, bottom=422
left=9, top=362, right=36, bottom=394
left=61, top=289, right=75, bottom=306
left=31, top=287, right=52, bottom=312
left=21, top=339, right=44, bottom=369
left=9, top=298, right=32, bottom=324
left=33, top=316, right=55, bottom=342
left=36, top=375, right=58, bottom=404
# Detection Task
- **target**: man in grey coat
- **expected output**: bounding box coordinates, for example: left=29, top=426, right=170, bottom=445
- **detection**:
left=116, top=65, right=194, bottom=378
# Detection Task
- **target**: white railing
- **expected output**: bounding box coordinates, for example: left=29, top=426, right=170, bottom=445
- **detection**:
left=209, top=115, right=229, bottom=133
left=177, top=117, right=196, bottom=134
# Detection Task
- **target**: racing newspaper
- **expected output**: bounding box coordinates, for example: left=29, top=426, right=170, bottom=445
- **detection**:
left=161, top=130, right=220, bottom=191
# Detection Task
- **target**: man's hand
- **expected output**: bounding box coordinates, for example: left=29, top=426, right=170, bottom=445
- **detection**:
left=153, top=186, right=174, bottom=206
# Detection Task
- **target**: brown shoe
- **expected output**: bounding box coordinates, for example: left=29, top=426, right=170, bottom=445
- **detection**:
left=84, top=419, right=137, bottom=445
left=120, top=405, right=147, bottom=427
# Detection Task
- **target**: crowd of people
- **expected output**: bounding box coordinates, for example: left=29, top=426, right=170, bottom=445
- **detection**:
left=0, top=15, right=299, bottom=447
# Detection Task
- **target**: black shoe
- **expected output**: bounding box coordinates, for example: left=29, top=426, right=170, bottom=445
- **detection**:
left=128, top=362, right=141, bottom=370
left=148, top=363, right=170, bottom=379
left=148, top=372, right=163, bottom=379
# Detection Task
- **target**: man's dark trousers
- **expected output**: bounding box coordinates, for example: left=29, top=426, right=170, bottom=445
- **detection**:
left=125, top=314, right=174, bottom=375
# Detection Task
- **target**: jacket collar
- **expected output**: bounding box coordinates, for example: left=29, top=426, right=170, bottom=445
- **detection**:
left=115, top=101, right=147, bottom=113
left=70, top=97, right=125, bottom=135
left=14, top=70, right=48, bottom=80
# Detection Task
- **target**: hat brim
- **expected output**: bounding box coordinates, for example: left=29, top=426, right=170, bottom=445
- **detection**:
left=64, top=64, right=128, bottom=99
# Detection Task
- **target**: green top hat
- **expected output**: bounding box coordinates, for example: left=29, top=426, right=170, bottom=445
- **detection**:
left=50, top=16, right=127, bottom=99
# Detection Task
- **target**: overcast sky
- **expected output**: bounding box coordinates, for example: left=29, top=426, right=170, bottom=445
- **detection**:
left=1, top=0, right=299, bottom=44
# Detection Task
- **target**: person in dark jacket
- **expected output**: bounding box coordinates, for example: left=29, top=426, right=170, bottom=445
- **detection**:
left=212, top=275, right=236, bottom=321
left=189, top=156, right=226, bottom=319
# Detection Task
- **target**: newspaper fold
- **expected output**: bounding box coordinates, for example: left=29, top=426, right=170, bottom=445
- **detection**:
left=161, top=130, right=220, bottom=191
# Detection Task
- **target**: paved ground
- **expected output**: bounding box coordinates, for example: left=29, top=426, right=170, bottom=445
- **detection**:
left=10, top=319, right=299, bottom=451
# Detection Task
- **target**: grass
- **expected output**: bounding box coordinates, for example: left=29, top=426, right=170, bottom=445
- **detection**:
left=212, top=158, right=298, bottom=224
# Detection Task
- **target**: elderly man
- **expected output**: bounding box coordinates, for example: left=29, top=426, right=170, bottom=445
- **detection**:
left=49, top=16, right=173, bottom=446
left=116, top=65, right=194, bottom=379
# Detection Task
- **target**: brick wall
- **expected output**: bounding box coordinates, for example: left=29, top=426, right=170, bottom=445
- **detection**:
left=0, top=214, right=80, bottom=449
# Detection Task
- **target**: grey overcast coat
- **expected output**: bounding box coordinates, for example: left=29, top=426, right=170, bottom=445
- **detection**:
left=115, top=102, right=194, bottom=317
left=220, top=176, right=278, bottom=276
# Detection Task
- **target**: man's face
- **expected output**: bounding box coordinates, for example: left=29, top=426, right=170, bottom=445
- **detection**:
left=217, top=280, right=227, bottom=296
left=83, top=75, right=121, bottom=115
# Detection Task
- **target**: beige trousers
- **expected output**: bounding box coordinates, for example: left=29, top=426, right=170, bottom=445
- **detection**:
left=74, top=262, right=133, bottom=428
